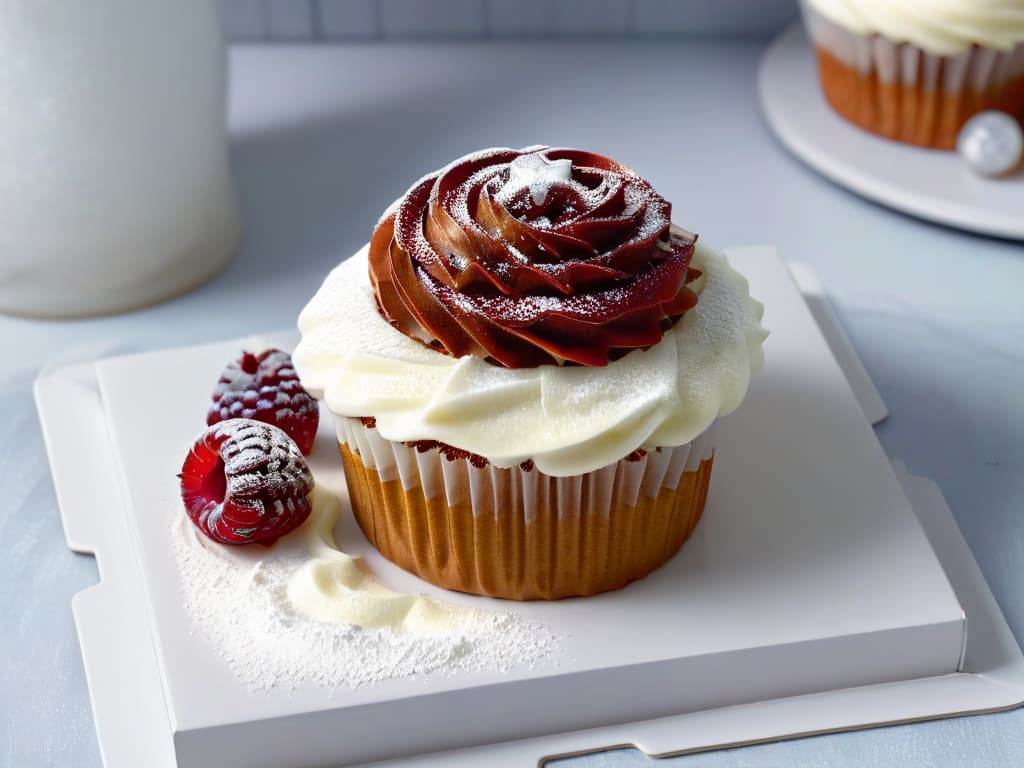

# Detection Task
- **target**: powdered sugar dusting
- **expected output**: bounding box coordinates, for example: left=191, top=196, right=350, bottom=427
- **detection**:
left=172, top=486, right=558, bottom=690
left=507, top=244, right=529, bottom=263
left=448, top=166, right=502, bottom=232
left=215, top=420, right=311, bottom=506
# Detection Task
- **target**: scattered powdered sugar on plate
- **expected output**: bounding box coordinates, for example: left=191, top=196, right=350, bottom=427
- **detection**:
left=171, top=487, right=558, bottom=691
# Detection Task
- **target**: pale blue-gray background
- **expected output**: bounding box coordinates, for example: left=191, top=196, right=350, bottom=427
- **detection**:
left=221, top=0, right=798, bottom=41
left=3, top=7, right=1024, bottom=768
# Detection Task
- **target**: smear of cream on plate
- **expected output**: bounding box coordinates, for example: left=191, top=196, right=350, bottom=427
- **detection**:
left=287, top=489, right=492, bottom=635
left=172, top=485, right=557, bottom=690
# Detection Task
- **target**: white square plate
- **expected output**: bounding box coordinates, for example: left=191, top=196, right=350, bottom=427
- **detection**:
left=35, top=248, right=1024, bottom=767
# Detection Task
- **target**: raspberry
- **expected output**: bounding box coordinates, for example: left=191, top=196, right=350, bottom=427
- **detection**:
left=179, top=419, right=314, bottom=545
left=207, top=348, right=319, bottom=455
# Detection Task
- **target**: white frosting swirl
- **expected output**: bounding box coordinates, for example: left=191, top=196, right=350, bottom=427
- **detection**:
left=804, top=0, right=1024, bottom=54
left=294, top=238, right=766, bottom=477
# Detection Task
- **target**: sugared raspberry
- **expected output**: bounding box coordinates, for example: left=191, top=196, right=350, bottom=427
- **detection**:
left=179, top=419, right=314, bottom=545
left=207, top=348, right=319, bottom=455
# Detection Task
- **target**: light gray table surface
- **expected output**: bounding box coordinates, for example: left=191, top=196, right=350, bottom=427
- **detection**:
left=2, top=39, right=1022, bottom=768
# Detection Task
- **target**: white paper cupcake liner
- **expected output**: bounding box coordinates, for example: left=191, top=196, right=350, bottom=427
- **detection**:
left=801, top=2, right=1024, bottom=87
left=334, top=416, right=716, bottom=599
left=800, top=1, right=1024, bottom=148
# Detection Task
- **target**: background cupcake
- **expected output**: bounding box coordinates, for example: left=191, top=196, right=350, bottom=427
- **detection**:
left=800, top=0, right=1024, bottom=148
left=295, top=147, right=766, bottom=600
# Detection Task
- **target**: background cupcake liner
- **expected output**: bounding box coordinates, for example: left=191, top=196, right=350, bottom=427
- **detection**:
left=800, top=1, right=1024, bottom=148
left=335, top=416, right=716, bottom=600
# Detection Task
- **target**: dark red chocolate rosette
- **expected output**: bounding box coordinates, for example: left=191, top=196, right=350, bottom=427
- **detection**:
left=368, top=147, right=700, bottom=368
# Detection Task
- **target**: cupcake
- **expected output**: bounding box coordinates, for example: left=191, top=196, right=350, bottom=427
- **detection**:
left=294, top=147, right=766, bottom=600
left=800, top=0, right=1024, bottom=148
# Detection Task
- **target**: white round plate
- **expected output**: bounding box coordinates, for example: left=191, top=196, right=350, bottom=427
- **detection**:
left=759, top=22, right=1024, bottom=241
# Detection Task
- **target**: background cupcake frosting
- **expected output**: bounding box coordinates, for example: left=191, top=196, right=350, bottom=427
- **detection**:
left=805, top=0, right=1024, bottom=55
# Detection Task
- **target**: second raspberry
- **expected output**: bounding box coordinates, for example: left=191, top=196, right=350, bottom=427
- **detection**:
left=207, top=348, right=320, bottom=455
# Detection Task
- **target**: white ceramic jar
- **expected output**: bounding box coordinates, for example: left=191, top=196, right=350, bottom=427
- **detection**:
left=0, top=0, right=238, bottom=318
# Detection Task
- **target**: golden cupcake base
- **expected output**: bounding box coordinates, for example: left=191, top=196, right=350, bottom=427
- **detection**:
left=815, top=47, right=1024, bottom=150
left=340, top=442, right=714, bottom=601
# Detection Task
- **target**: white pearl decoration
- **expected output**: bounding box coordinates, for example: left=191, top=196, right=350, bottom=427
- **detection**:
left=956, top=111, right=1023, bottom=178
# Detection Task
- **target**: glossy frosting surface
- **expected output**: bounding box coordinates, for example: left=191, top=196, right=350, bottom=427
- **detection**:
left=804, top=0, right=1024, bottom=54
left=295, top=239, right=766, bottom=476
left=368, top=147, right=699, bottom=368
